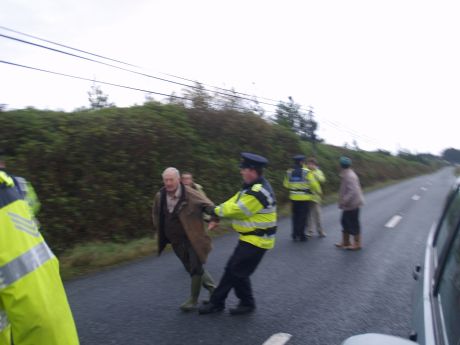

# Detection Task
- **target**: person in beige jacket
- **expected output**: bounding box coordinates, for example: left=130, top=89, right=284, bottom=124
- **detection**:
left=335, top=157, right=364, bottom=250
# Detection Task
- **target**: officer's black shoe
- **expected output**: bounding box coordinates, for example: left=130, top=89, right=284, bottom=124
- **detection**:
left=291, top=234, right=299, bottom=242
left=229, top=304, right=255, bottom=316
left=198, top=302, right=224, bottom=315
left=299, top=236, right=308, bottom=242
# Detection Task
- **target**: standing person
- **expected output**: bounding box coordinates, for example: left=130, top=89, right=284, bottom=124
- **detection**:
left=283, top=155, right=321, bottom=242
left=335, top=157, right=364, bottom=250
left=0, top=169, right=79, bottom=344
left=181, top=172, right=206, bottom=197
left=198, top=153, right=277, bottom=315
left=306, top=157, right=327, bottom=238
left=152, top=167, right=218, bottom=311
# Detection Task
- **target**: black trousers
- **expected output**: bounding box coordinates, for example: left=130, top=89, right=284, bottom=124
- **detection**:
left=341, top=208, right=361, bottom=235
left=210, top=241, right=266, bottom=308
left=291, top=201, right=310, bottom=239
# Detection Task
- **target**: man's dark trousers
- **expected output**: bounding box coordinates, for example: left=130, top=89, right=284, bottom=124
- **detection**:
left=291, top=200, right=310, bottom=240
left=210, top=240, right=266, bottom=308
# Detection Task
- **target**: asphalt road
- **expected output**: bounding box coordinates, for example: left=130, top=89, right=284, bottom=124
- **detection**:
left=66, top=168, right=456, bottom=345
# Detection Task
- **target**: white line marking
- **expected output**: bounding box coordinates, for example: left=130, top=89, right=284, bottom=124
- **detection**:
left=262, top=333, right=292, bottom=345
left=420, top=187, right=427, bottom=191
left=412, top=194, right=421, bottom=201
left=385, top=215, right=403, bottom=228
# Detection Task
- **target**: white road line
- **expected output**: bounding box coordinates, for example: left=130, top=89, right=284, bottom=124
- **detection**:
left=412, top=194, right=421, bottom=201
left=262, top=333, right=292, bottom=345
left=385, top=215, right=403, bottom=228
left=420, top=187, right=427, bottom=191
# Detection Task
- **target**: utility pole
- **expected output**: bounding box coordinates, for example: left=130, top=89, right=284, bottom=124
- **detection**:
left=307, top=106, right=317, bottom=157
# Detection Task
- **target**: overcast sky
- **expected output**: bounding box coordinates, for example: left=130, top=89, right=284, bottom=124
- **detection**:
left=1, top=0, right=459, bottom=155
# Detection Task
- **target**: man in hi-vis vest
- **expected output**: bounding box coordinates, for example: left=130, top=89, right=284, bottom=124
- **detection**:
left=0, top=170, right=79, bottom=344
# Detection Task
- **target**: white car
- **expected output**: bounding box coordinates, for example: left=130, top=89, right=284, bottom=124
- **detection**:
left=342, top=178, right=460, bottom=345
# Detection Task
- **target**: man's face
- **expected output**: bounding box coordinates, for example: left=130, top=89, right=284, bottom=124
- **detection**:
left=181, top=174, right=193, bottom=186
left=163, top=172, right=180, bottom=193
left=240, top=168, right=258, bottom=184
left=307, top=162, right=316, bottom=170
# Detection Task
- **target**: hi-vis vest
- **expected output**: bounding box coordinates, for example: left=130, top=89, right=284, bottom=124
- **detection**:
left=0, top=171, right=79, bottom=345
left=283, top=167, right=321, bottom=201
left=215, top=177, right=277, bottom=250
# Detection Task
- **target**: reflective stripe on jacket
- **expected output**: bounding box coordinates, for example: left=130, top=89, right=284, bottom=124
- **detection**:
left=0, top=174, right=79, bottom=345
left=215, top=177, right=277, bottom=250
left=283, top=167, right=321, bottom=201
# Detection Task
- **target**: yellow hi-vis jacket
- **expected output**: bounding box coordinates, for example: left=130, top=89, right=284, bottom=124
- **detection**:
left=283, top=167, right=321, bottom=201
left=214, top=177, right=277, bottom=250
left=0, top=171, right=79, bottom=345
left=308, top=168, right=326, bottom=203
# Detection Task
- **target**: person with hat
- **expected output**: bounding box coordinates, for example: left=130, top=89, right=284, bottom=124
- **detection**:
left=0, top=162, right=79, bottom=344
left=305, top=157, right=327, bottom=238
left=283, top=154, right=321, bottom=241
left=152, top=167, right=218, bottom=311
left=198, top=152, right=277, bottom=315
left=335, top=156, right=364, bottom=250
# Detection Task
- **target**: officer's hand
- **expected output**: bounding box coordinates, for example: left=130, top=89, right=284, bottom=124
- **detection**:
left=208, top=221, right=219, bottom=231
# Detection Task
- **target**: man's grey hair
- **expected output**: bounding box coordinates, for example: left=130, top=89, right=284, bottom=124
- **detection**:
left=162, top=167, right=180, bottom=179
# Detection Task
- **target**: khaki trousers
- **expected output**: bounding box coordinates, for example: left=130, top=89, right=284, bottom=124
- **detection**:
left=307, top=202, right=325, bottom=235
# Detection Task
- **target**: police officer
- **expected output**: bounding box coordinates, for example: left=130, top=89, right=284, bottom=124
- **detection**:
left=283, top=155, right=321, bottom=241
left=0, top=169, right=79, bottom=343
left=198, top=152, right=277, bottom=315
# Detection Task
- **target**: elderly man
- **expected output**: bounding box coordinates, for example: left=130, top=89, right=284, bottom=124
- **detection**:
left=152, top=167, right=218, bottom=311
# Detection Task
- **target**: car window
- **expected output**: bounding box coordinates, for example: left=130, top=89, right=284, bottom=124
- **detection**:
left=436, top=213, right=460, bottom=345
left=434, top=187, right=460, bottom=262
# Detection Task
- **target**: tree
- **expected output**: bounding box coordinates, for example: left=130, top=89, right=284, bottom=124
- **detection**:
left=144, top=93, right=155, bottom=104
left=182, top=82, right=213, bottom=110
left=216, top=87, right=247, bottom=111
left=88, top=82, right=114, bottom=109
left=166, top=91, right=185, bottom=107
left=275, top=98, right=321, bottom=151
left=249, top=96, right=265, bottom=117
left=442, top=148, right=460, bottom=164
left=275, top=96, right=301, bottom=130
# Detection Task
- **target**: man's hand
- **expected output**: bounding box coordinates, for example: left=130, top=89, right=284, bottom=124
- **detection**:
left=208, top=220, right=219, bottom=231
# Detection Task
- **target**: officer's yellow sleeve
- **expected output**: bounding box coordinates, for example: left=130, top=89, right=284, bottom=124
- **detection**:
left=283, top=174, right=290, bottom=189
left=315, top=169, right=326, bottom=183
left=26, top=182, right=41, bottom=215
left=0, top=171, right=14, bottom=187
left=308, top=173, right=322, bottom=194
left=215, top=192, right=264, bottom=219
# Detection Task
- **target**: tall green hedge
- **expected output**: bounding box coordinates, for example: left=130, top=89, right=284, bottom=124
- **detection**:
left=0, top=104, right=437, bottom=253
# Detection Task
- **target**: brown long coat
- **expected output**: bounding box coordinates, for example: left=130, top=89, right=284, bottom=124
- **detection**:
left=152, top=184, right=217, bottom=264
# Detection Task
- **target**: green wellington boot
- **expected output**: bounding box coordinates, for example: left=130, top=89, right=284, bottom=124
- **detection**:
left=180, top=275, right=202, bottom=312
left=201, top=270, right=216, bottom=303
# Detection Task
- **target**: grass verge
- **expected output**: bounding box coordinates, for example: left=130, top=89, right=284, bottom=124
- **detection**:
left=59, top=222, right=234, bottom=280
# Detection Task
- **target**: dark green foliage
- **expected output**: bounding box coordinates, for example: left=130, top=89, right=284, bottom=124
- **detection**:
left=442, top=148, right=460, bottom=164
left=0, top=105, right=440, bottom=253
